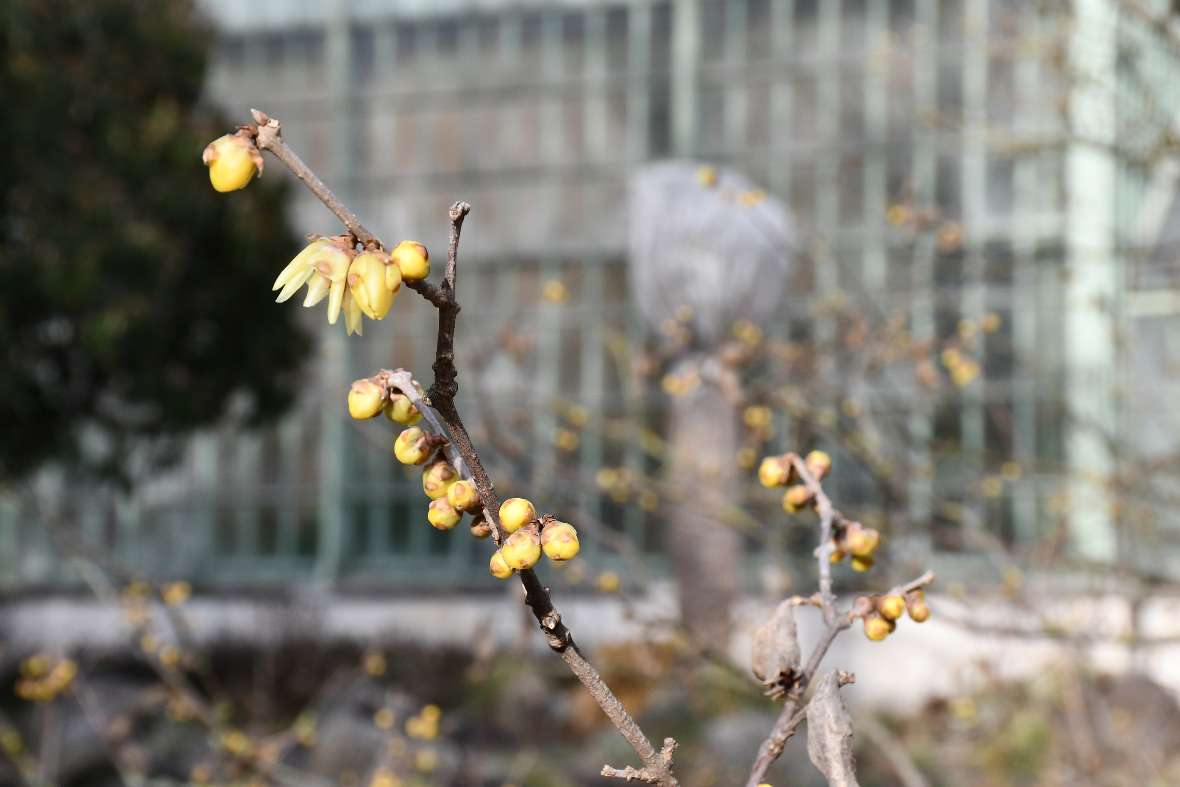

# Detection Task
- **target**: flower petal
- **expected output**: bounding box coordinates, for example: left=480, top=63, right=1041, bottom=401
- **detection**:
left=344, top=291, right=363, bottom=336
left=327, top=279, right=345, bottom=325
left=275, top=266, right=314, bottom=303
left=272, top=240, right=323, bottom=290
left=303, top=274, right=330, bottom=307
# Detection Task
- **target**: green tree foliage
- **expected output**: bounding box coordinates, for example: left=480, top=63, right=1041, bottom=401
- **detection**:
left=0, top=0, right=309, bottom=480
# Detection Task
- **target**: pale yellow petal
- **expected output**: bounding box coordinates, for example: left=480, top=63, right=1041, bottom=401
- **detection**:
left=272, top=240, right=324, bottom=290
left=344, top=291, right=363, bottom=336
left=385, top=260, right=403, bottom=294
left=272, top=257, right=305, bottom=291
left=303, top=274, right=330, bottom=307
left=327, top=279, right=345, bottom=325
left=316, top=247, right=352, bottom=283
left=275, top=266, right=314, bottom=303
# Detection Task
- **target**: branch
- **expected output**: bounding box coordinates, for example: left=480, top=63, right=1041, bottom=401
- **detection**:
left=248, top=109, right=448, bottom=309
left=381, top=369, right=469, bottom=480
left=384, top=364, right=674, bottom=781
left=745, top=540, right=933, bottom=787
left=785, top=452, right=845, bottom=624
left=1118, top=0, right=1180, bottom=60
left=602, top=739, right=678, bottom=783
left=244, top=110, right=676, bottom=785
left=429, top=201, right=468, bottom=402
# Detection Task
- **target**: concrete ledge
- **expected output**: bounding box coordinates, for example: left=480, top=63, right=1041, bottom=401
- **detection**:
left=5, top=588, right=1180, bottom=712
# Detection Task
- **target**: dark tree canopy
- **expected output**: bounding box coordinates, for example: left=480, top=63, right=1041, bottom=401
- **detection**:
left=1, top=0, right=310, bottom=480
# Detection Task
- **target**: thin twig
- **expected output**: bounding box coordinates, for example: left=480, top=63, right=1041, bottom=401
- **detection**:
left=382, top=369, right=469, bottom=481
left=745, top=530, right=933, bottom=787
left=785, top=452, right=844, bottom=624
left=429, top=201, right=468, bottom=402
left=602, top=739, right=678, bottom=784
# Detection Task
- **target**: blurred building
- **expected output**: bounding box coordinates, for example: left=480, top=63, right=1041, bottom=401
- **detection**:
left=4, top=0, right=1180, bottom=592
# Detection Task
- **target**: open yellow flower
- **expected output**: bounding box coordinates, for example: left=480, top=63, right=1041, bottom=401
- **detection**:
left=272, top=238, right=354, bottom=325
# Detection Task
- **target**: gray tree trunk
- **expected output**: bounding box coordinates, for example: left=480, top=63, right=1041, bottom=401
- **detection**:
left=665, top=371, right=740, bottom=646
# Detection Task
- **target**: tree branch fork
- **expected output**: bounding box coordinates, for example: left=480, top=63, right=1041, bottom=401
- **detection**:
left=744, top=449, right=936, bottom=787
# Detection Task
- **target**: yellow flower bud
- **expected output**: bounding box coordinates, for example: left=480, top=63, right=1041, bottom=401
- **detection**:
left=159, top=646, right=181, bottom=668
left=446, top=480, right=481, bottom=512
left=201, top=133, right=259, bottom=192
left=470, top=517, right=493, bottom=540
left=421, top=460, right=458, bottom=500
left=596, top=570, right=621, bottom=593
left=804, top=449, right=832, bottom=480
left=489, top=549, right=513, bottom=579
left=498, top=497, right=536, bottom=534
left=391, top=241, right=430, bottom=281
left=850, top=555, right=874, bottom=573
left=541, top=521, right=580, bottom=562
left=863, top=613, right=893, bottom=642
left=501, top=528, right=542, bottom=570
left=370, top=765, right=398, bottom=787
left=161, top=581, right=191, bottom=606
left=844, top=525, right=880, bottom=558
left=906, top=590, right=930, bottom=622
left=427, top=499, right=460, bottom=531
left=342, top=289, right=363, bottom=336
left=363, top=650, right=387, bottom=676
left=828, top=547, right=846, bottom=564
left=385, top=261, right=403, bottom=294
left=348, top=378, right=386, bottom=420
left=415, top=749, right=437, bottom=773
left=877, top=593, right=906, bottom=621
left=782, top=484, right=813, bottom=513
left=758, top=455, right=792, bottom=488
left=393, top=427, right=432, bottom=465
left=348, top=251, right=399, bottom=321
left=383, top=393, right=422, bottom=425
left=21, top=655, right=48, bottom=678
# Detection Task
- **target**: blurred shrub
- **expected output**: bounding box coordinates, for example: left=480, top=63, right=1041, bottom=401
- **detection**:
left=0, top=0, right=308, bottom=481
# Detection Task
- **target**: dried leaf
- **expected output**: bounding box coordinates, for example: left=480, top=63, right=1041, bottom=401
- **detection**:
left=806, top=671, right=859, bottom=787
left=750, top=600, right=801, bottom=698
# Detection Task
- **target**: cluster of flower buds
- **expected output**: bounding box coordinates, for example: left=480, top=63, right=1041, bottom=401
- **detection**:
left=270, top=237, right=430, bottom=335
left=488, top=498, right=580, bottom=580
left=405, top=704, right=442, bottom=740
left=347, top=377, right=580, bottom=577
left=405, top=443, right=484, bottom=535
left=347, top=377, right=480, bottom=535
left=15, top=655, right=78, bottom=702
left=347, top=376, right=426, bottom=426
left=853, top=588, right=931, bottom=642
left=758, top=449, right=832, bottom=513
left=828, top=520, right=882, bottom=573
